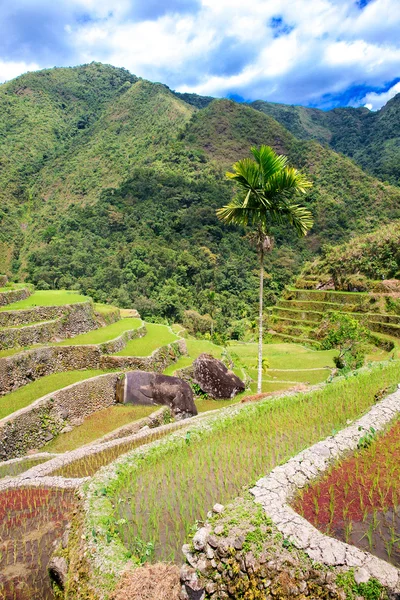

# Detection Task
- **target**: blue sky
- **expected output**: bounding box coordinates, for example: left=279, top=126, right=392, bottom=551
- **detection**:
left=0, top=0, right=399, bottom=110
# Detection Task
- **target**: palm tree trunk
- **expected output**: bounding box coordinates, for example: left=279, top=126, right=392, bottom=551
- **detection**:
left=257, top=248, right=264, bottom=394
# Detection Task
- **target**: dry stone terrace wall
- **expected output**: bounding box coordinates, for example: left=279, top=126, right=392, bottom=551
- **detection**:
left=0, top=324, right=148, bottom=394
left=0, top=373, right=121, bottom=460
left=0, top=287, right=31, bottom=306
left=0, top=341, right=186, bottom=458
left=0, top=302, right=100, bottom=350
left=0, top=301, right=95, bottom=328
left=0, top=409, right=207, bottom=488
left=183, top=387, right=400, bottom=598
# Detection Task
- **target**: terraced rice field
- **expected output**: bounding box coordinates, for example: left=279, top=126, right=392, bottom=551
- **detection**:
left=54, top=317, right=142, bottom=345
left=106, top=361, right=400, bottom=562
left=113, top=322, right=179, bottom=356
left=0, top=370, right=112, bottom=420
left=294, top=416, right=400, bottom=567
left=41, top=404, right=156, bottom=453
left=0, top=290, right=89, bottom=311
left=269, top=287, right=400, bottom=353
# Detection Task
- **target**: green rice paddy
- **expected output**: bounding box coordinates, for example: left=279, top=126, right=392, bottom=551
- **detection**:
left=54, top=317, right=142, bottom=346
left=0, top=290, right=89, bottom=311
left=105, top=361, right=400, bottom=563
left=41, top=404, right=156, bottom=453
left=113, top=323, right=179, bottom=356
left=164, top=339, right=335, bottom=392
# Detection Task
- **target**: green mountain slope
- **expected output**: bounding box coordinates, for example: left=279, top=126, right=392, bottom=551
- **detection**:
left=1, top=63, right=400, bottom=336
left=252, top=94, right=400, bottom=185
left=33, top=78, right=194, bottom=208
left=181, top=99, right=400, bottom=244
left=300, top=220, right=400, bottom=291
left=0, top=63, right=137, bottom=265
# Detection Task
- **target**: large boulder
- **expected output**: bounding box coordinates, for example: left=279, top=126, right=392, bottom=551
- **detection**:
left=117, top=371, right=197, bottom=419
left=193, top=354, right=245, bottom=399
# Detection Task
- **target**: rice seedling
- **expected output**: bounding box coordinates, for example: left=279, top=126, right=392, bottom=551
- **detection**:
left=41, top=404, right=156, bottom=453
left=52, top=427, right=176, bottom=478
left=0, top=457, right=52, bottom=479
left=293, top=407, right=400, bottom=567
left=93, top=360, right=400, bottom=563
left=0, top=487, right=76, bottom=600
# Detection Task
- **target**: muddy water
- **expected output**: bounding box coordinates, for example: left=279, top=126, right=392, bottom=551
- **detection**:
left=0, top=488, right=76, bottom=600
left=334, top=508, right=400, bottom=568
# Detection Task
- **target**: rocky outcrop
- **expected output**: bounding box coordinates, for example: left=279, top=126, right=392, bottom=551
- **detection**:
left=48, top=556, right=68, bottom=590
left=193, top=354, right=245, bottom=399
left=119, top=370, right=197, bottom=418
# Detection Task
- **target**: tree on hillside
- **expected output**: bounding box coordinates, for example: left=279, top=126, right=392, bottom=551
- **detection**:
left=217, top=145, right=313, bottom=393
left=318, top=312, right=368, bottom=371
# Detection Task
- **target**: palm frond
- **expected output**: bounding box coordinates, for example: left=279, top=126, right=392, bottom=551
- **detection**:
left=216, top=198, right=269, bottom=229
left=268, top=203, right=314, bottom=236
left=251, top=145, right=288, bottom=181
left=263, top=167, right=312, bottom=199
left=218, top=145, right=314, bottom=238
left=226, top=158, right=261, bottom=193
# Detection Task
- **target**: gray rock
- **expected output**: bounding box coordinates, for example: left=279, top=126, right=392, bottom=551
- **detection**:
left=193, top=354, right=245, bottom=399
left=213, top=503, right=224, bottom=514
left=354, top=568, right=370, bottom=584
left=48, top=556, right=68, bottom=590
left=193, top=527, right=210, bottom=551
left=118, top=370, right=197, bottom=418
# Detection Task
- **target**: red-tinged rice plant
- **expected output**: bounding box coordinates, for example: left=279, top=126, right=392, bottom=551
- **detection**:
left=0, top=488, right=76, bottom=600
left=293, top=417, right=400, bottom=567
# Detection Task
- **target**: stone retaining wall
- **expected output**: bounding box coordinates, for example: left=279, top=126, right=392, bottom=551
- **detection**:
left=96, top=406, right=170, bottom=444
left=183, top=387, right=400, bottom=597
left=368, top=320, right=400, bottom=339
left=0, top=373, right=121, bottom=460
left=0, top=341, right=186, bottom=458
left=0, top=302, right=99, bottom=351
left=0, top=324, right=148, bottom=394
left=0, top=287, right=31, bottom=306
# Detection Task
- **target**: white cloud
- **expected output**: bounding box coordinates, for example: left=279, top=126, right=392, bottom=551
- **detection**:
left=362, top=81, right=400, bottom=110
left=0, top=60, right=40, bottom=83
left=2, top=0, right=400, bottom=107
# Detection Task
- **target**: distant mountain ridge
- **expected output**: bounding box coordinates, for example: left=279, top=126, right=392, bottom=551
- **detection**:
left=251, top=95, right=400, bottom=186
left=0, top=62, right=399, bottom=330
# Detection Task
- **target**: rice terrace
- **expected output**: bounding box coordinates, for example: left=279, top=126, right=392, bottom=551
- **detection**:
left=1, top=54, right=400, bottom=600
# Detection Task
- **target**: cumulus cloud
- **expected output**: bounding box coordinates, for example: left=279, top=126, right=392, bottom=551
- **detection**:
left=0, top=59, right=40, bottom=83
left=363, top=80, right=400, bottom=110
left=0, top=0, right=400, bottom=108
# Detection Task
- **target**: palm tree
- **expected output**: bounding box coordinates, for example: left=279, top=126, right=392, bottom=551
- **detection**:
left=217, top=145, right=313, bottom=394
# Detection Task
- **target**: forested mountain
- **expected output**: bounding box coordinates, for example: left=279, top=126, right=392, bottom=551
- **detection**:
left=1, top=62, right=399, bottom=336
left=252, top=94, right=400, bottom=185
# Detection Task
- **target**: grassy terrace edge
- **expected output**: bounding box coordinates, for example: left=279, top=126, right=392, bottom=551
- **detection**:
left=73, top=359, right=400, bottom=598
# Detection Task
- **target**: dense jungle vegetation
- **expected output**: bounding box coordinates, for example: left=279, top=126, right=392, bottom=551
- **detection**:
left=1, top=62, right=400, bottom=337
left=252, top=94, right=400, bottom=186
